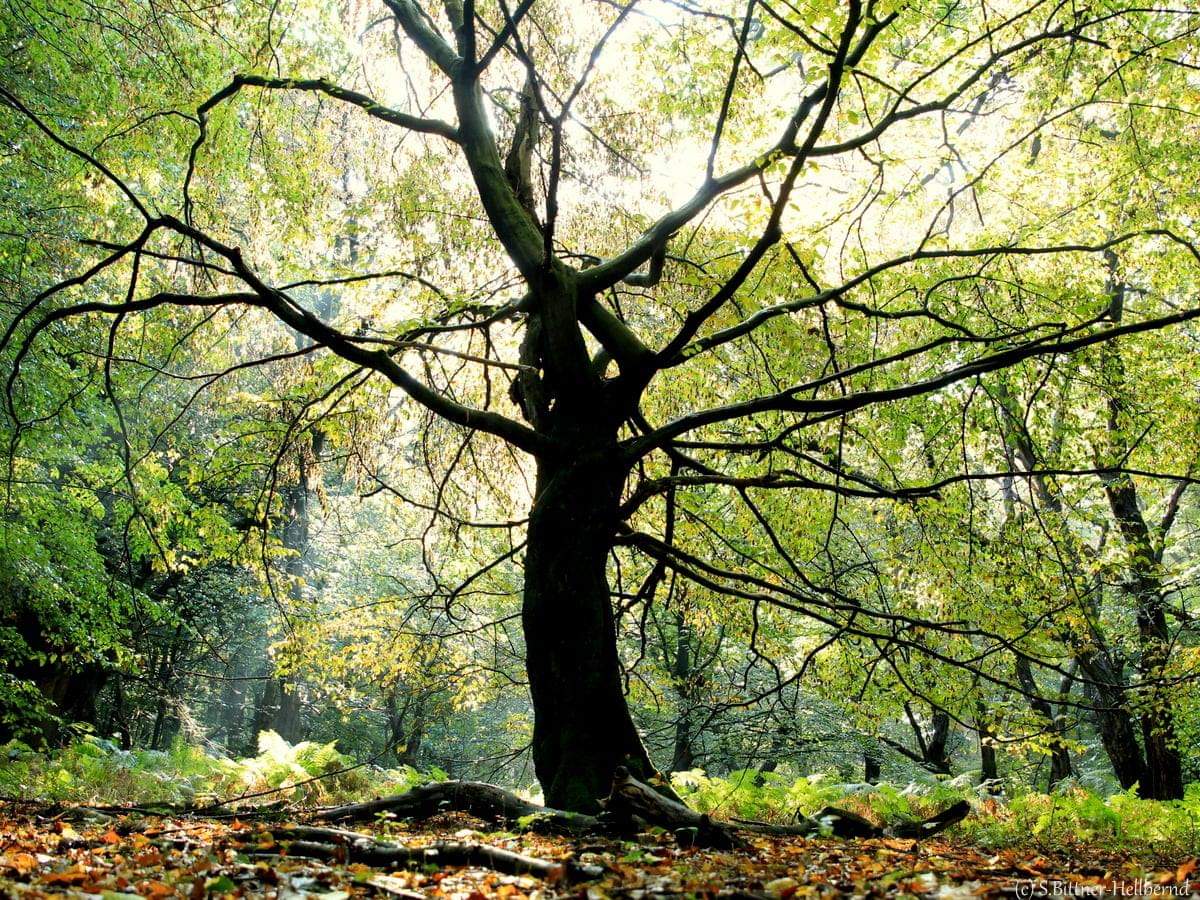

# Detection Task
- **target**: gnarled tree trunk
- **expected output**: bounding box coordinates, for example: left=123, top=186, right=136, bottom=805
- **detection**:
left=523, top=439, right=660, bottom=812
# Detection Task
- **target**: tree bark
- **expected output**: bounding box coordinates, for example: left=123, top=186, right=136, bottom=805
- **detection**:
left=1099, top=476, right=1184, bottom=799
left=252, top=429, right=323, bottom=746
left=1077, top=648, right=1147, bottom=792
left=523, top=448, right=664, bottom=813
left=994, top=367, right=1174, bottom=797
left=925, top=710, right=951, bottom=774
left=899, top=703, right=952, bottom=775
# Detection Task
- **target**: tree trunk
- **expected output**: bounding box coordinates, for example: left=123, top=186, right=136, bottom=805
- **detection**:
left=903, top=703, right=952, bottom=775
left=1095, top=498, right=1184, bottom=799
left=260, top=430, right=322, bottom=746
left=925, top=710, right=952, bottom=774
left=148, top=632, right=181, bottom=750
left=1015, top=656, right=1074, bottom=788
left=273, top=681, right=302, bottom=744
left=522, top=448, right=660, bottom=813
left=217, top=667, right=246, bottom=755
left=385, top=689, right=427, bottom=767
left=106, top=674, right=132, bottom=750
left=669, top=613, right=695, bottom=773
left=1100, top=461, right=1184, bottom=799
left=863, top=749, right=881, bottom=784
left=2, top=605, right=109, bottom=746
left=752, top=724, right=791, bottom=786
left=1092, top=698, right=1146, bottom=792
left=1077, top=648, right=1146, bottom=792
left=1098, top=264, right=1184, bottom=801
left=251, top=677, right=280, bottom=746
left=976, top=706, right=998, bottom=786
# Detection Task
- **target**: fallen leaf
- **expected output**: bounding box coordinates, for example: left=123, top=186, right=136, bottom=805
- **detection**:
left=1176, top=858, right=1197, bottom=883
left=2, top=851, right=39, bottom=875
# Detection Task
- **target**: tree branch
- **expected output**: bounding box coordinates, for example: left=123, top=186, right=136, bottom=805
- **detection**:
left=226, top=74, right=459, bottom=141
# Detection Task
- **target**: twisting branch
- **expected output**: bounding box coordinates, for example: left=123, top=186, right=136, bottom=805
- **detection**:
left=206, top=74, right=460, bottom=141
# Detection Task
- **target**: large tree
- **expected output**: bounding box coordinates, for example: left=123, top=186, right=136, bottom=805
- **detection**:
left=3, top=0, right=1200, bottom=809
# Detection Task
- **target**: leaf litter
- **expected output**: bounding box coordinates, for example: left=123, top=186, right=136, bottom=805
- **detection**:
left=1, top=807, right=1195, bottom=898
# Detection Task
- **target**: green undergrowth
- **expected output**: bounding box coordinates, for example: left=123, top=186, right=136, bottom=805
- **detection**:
left=0, top=731, right=445, bottom=808
left=672, top=768, right=1200, bottom=860
left=2, top=740, right=1198, bottom=859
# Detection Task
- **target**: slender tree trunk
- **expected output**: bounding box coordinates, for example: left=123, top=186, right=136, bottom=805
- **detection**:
left=272, top=682, right=302, bottom=744
left=1102, top=513, right=1183, bottom=799
left=217, top=660, right=246, bottom=754
left=904, top=703, right=952, bottom=775
left=752, top=726, right=791, bottom=787
left=106, top=675, right=131, bottom=750
left=975, top=703, right=998, bottom=786
left=265, top=430, right=322, bottom=745
left=1098, top=262, right=1184, bottom=800
left=926, top=710, right=951, bottom=774
left=149, top=631, right=181, bottom=750
left=996, top=362, right=1174, bottom=796
left=1015, top=656, right=1074, bottom=788
left=523, top=445, right=660, bottom=813
left=669, top=614, right=696, bottom=773
left=863, top=749, right=881, bottom=784
left=1048, top=663, right=1077, bottom=786
left=251, top=677, right=280, bottom=746
left=669, top=717, right=695, bottom=773
left=401, top=723, right=425, bottom=767
left=385, top=689, right=427, bottom=767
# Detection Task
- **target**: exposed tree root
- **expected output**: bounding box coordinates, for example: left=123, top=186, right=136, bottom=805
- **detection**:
left=888, top=799, right=972, bottom=838
left=317, top=769, right=972, bottom=849
left=601, top=767, right=747, bottom=849
left=262, top=824, right=605, bottom=881
left=607, top=768, right=970, bottom=843
left=318, top=780, right=599, bottom=835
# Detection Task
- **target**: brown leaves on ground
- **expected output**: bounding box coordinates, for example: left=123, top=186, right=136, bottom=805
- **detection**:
left=0, top=806, right=1195, bottom=898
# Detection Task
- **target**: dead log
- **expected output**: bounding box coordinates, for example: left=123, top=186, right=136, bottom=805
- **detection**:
left=266, top=825, right=604, bottom=881
left=317, top=780, right=597, bottom=835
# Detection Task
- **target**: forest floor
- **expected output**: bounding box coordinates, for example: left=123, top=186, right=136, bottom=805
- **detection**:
left=1, top=807, right=1196, bottom=899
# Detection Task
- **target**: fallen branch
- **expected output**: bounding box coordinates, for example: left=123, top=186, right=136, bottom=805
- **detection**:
left=728, top=800, right=969, bottom=841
